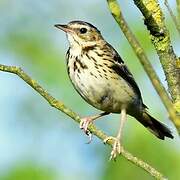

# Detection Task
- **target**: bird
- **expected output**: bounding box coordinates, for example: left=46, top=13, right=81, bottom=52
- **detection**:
left=54, top=20, right=173, bottom=160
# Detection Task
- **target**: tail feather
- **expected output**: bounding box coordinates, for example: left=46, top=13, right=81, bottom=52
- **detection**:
left=136, top=111, right=173, bottom=140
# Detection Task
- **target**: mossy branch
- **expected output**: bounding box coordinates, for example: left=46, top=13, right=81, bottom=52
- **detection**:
left=106, top=0, right=180, bottom=133
left=133, top=0, right=180, bottom=126
left=0, top=63, right=166, bottom=179
left=133, top=0, right=180, bottom=102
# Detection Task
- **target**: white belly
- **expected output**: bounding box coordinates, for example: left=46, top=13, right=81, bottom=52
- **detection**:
left=67, top=53, right=138, bottom=113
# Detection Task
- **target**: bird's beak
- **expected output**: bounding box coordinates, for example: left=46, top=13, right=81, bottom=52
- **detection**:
left=54, top=24, right=72, bottom=33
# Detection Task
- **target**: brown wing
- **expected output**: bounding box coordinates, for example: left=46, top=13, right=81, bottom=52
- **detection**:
left=107, top=43, right=147, bottom=107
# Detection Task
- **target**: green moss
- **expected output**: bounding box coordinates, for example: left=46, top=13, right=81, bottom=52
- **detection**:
left=151, top=35, right=170, bottom=52
left=134, top=0, right=165, bottom=36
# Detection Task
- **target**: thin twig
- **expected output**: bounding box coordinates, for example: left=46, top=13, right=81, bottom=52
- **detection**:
left=106, top=0, right=180, bottom=133
left=0, top=63, right=166, bottom=179
left=176, top=0, right=180, bottom=21
left=164, top=0, right=180, bottom=36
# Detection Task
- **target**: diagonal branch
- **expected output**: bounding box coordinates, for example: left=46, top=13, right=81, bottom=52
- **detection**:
left=164, top=0, right=180, bottom=36
left=176, top=0, right=180, bottom=21
left=133, top=0, right=180, bottom=115
left=106, top=0, right=180, bottom=133
left=0, top=63, right=166, bottom=179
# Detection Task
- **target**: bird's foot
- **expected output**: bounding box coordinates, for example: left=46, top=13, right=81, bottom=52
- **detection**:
left=104, top=136, right=121, bottom=160
left=80, top=117, right=93, bottom=134
left=80, top=117, right=93, bottom=144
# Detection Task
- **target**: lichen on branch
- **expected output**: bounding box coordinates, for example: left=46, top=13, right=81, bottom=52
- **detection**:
left=133, top=0, right=180, bottom=105
left=106, top=0, right=180, bottom=133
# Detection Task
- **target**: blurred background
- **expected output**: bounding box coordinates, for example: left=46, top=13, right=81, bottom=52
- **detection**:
left=0, top=0, right=179, bottom=179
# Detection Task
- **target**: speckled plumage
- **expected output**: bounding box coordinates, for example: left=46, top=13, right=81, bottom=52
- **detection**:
left=55, top=21, right=173, bottom=160
left=67, top=41, right=141, bottom=115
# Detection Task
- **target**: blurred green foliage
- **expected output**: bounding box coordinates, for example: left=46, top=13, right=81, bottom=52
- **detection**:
left=4, top=31, right=66, bottom=85
left=1, top=162, right=57, bottom=180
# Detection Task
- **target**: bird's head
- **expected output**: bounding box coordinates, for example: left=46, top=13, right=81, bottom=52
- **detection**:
left=55, top=21, right=103, bottom=48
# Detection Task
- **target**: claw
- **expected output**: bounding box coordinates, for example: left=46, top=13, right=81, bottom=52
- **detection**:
left=79, top=112, right=110, bottom=144
left=103, top=136, right=121, bottom=160
left=86, top=132, right=93, bottom=144
left=79, top=117, right=93, bottom=134
left=80, top=117, right=93, bottom=144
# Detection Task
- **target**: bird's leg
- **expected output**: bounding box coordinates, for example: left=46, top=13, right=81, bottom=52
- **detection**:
left=80, top=112, right=110, bottom=143
left=80, top=112, right=110, bottom=133
left=104, top=108, right=127, bottom=160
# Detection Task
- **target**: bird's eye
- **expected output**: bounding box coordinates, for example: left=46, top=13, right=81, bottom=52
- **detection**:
left=79, top=28, right=87, bottom=34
